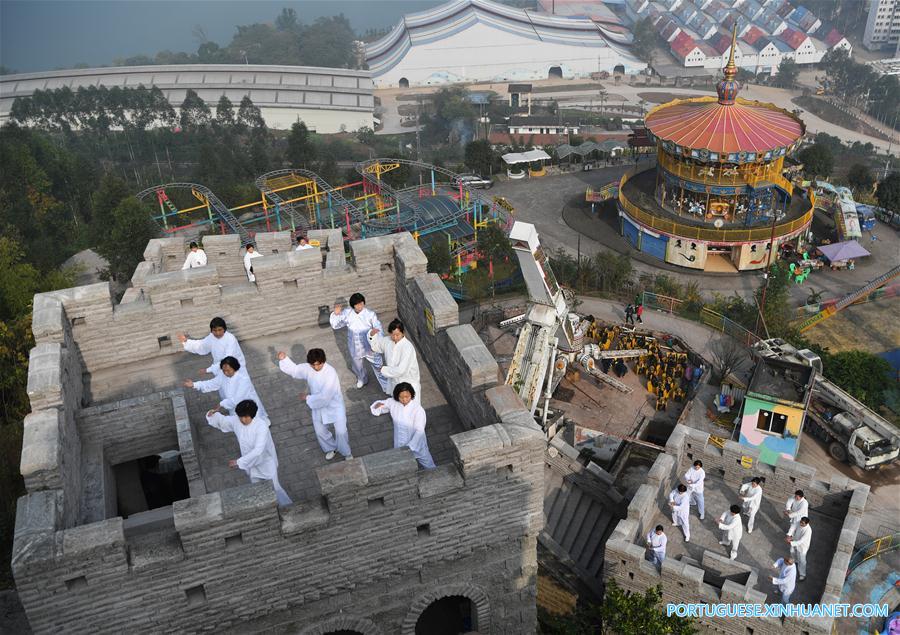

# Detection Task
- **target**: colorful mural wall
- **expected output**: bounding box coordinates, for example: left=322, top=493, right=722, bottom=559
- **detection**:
left=738, top=395, right=805, bottom=466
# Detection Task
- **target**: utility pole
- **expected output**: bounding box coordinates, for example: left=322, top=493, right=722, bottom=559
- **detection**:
left=755, top=208, right=780, bottom=335
left=415, top=95, right=421, bottom=163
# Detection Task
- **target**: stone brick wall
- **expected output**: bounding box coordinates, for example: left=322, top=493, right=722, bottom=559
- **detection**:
left=15, top=231, right=545, bottom=634
left=602, top=424, right=868, bottom=635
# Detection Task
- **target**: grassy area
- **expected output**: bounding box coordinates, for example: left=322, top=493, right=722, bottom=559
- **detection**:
left=793, top=96, right=889, bottom=141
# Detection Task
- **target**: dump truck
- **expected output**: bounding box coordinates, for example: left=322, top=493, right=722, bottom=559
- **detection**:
left=752, top=338, right=899, bottom=469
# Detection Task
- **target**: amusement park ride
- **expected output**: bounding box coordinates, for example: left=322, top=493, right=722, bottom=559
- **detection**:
left=136, top=159, right=513, bottom=274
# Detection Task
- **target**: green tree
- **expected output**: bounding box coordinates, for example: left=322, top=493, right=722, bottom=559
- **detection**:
left=427, top=240, right=453, bottom=277
left=237, top=95, right=266, bottom=131
left=594, top=250, right=633, bottom=292
left=179, top=89, right=211, bottom=130
left=876, top=171, right=900, bottom=211
left=287, top=121, right=316, bottom=167
left=798, top=143, right=834, bottom=178
left=631, top=17, right=657, bottom=64
left=774, top=59, right=799, bottom=88
left=275, top=7, right=299, bottom=32
left=823, top=350, right=893, bottom=409
left=475, top=224, right=513, bottom=265
left=94, top=196, right=158, bottom=282
left=756, top=261, right=797, bottom=339
left=847, top=163, right=874, bottom=194
left=464, top=139, right=495, bottom=176
left=297, top=15, right=356, bottom=68
left=538, top=580, right=696, bottom=634
left=215, top=95, right=236, bottom=127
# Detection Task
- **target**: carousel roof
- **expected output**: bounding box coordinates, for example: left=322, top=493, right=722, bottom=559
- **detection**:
left=644, top=25, right=804, bottom=157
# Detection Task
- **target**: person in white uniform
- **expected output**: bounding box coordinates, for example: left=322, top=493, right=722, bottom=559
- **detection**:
left=717, top=504, right=744, bottom=560
left=370, top=382, right=436, bottom=469
left=645, top=525, right=667, bottom=571
left=184, top=356, right=266, bottom=418
left=181, top=241, right=207, bottom=270
left=684, top=459, right=706, bottom=520
left=669, top=483, right=691, bottom=542
left=243, top=243, right=263, bottom=282
left=368, top=319, right=421, bottom=401
left=178, top=317, right=247, bottom=382
left=205, top=399, right=291, bottom=506
left=330, top=292, right=386, bottom=389
left=787, top=517, right=812, bottom=581
left=277, top=348, right=352, bottom=460
left=739, top=477, right=763, bottom=533
left=771, top=556, right=797, bottom=604
left=784, top=490, right=809, bottom=536
left=295, top=236, right=314, bottom=251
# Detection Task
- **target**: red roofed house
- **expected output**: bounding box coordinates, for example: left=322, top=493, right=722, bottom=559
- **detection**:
left=779, top=27, right=822, bottom=62
left=741, top=25, right=767, bottom=47
left=824, top=28, right=852, bottom=53
left=671, top=32, right=707, bottom=66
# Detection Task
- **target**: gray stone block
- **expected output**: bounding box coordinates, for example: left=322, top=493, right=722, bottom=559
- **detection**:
left=281, top=500, right=330, bottom=535
left=221, top=482, right=277, bottom=519
left=360, top=447, right=418, bottom=484
left=173, top=492, right=224, bottom=533
left=316, top=459, right=369, bottom=495
left=447, top=325, right=499, bottom=388
left=417, top=464, right=464, bottom=498
left=20, top=410, right=63, bottom=491
left=61, top=518, right=125, bottom=558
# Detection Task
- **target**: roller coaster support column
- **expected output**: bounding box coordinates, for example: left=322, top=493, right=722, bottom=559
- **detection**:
left=275, top=203, right=284, bottom=231
left=205, top=197, right=213, bottom=224
left=396, top=199, right=401, bottom=225
left=345, top=206, right=351, bottom=235
left=458, top=181, right=464, bottom=211
left=158, top=194, right=168, bottom=229
left=431, top=169, right=436, bottom=196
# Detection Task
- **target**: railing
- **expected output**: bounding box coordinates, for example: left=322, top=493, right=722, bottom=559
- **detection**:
left=642, top=291, right=684, bottom=315
left=655, top=151, right=794, bottom=194
left=847, top=532, right=900, bottom=573
left=700, top=307, right=762, bottom=347
left=586, top=183, right=619, bottom=202
left=618, top=171, right=814, bottom=242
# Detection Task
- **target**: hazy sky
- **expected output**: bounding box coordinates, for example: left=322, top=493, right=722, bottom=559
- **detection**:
left=1, top=0, right=445, bottom=73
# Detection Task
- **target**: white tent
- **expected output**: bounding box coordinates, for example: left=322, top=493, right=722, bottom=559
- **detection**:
left=501, top=150, right=551, bottom=165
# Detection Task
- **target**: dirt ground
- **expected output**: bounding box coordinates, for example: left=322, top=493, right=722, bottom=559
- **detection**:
left=802, top=297, right=900, bottom=356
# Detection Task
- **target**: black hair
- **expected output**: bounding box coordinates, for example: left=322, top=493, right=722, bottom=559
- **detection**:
left=800, top=516, right=810, bottom=524
left=307, top=348, right=326, bottom=364
left=393, top=382, right=415, bottom=401
left=297, top=235, right=307, bottom=242
left=795, top=490, right=804, bottom=498
left=349, top=292, right=366, bottom=307
left=189, top=241, right=198, bottom=249
left=693, top=460, right=703, bottom=467
left=210, top=317, right=227, bottom=331
left=751, top=477, right=761, bottom=484
left=220, top=356, right=241, bottom=372
left=730, top=504, right=741, bottom=514
left=654, top=525, right=664, bottom=532
left=246, top=243, right=255, bottom=250
left=677, top=484, right=687, bottom=492
left=235, top=400, right=258, bottom=418
left=387, top=319, right=404, bottom=334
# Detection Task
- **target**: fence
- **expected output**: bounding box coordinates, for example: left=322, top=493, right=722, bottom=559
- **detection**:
left=699, top=307, right=762, bottom=347
left=847, top=532, right=900, bottom=574
left=641, top=291, right=685, bottom=315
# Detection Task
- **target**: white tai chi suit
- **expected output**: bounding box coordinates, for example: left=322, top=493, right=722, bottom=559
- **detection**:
left=368, top=331, right=421, bottom=400
left=717, top=510, right=743, bottom=559
left=790, top=523, right=812, bottom=578
left=785, top=496, right=809, bottom=536
left=772, top=558, right=797, bottom=604
left=182, top=331, right=247, bottom=388
left=181, top=249, right=208, bottom=270
left=244, top=249, right=262, bottom=282
left=645, top=530, right=667, bottom=569
left=278, top=357, right=352, bottom=458
left=191, top=372, right=267, bottom=419
left=205, top=412, right=291, bottom=506
left=669, top=488, right=691, bottom=541
left=330, top=307, right=385, bottom=388
left=295, top=243, right=314, bottom=251
left=739, top=482, right=763, bottom=533
left=684, top=465, right=706, bottom=519
left=369, top=398, right=436, bottom=469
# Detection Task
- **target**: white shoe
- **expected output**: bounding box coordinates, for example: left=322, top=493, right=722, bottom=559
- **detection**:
left=325, top=451, right=336, bottom=460
left=345, top=455, right=353, bottom=461
left=685, top=537, right=690, bottom=542
left=730, top=554, right=737, bottom=560
left=356, top=380, right=364, bottom=388
left=719, top=541, right=729, bottom=545
left=699, top=515, right=704, bottom=521
left=748, top=529, right=753, bottom=534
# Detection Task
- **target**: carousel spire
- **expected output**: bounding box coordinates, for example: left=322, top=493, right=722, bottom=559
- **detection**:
left=716, top=22, right=740, bottom=105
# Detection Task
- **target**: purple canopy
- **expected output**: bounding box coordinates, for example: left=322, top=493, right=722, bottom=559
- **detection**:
left=817, top=240, right=871, bottom=263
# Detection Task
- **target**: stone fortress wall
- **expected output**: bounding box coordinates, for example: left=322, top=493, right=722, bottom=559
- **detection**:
left=603, top=425, right=868, bottom=634
left=14, top=230, right=544, bottom=633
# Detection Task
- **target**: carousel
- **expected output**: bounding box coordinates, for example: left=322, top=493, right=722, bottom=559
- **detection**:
left=617, top=26, right=814, bottom=271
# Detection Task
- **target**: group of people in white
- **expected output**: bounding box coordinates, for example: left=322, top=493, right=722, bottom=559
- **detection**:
left=645, top=460, right=813, bottom=604
left=180, top=235, right=315, bottom=283
left=175, top=291, right=436, bottom=508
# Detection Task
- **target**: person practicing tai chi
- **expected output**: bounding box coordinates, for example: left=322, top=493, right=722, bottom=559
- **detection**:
left=205, top=400, right=291, bottom=506
left=739, top=478, right=763, bottom=533
left=181, top=241, right=207, bottom=270
left=717, top=504, right=743, bottom=560
left=330, top=293, right=386, bottom=389
left=645, top=525, right=667, bottom=571
left=243, top=243, right=262, bottom=282
left=183, top=356, right=266, bottom=418
left=178, top=317, right=247, bottom=380
left=295, top=236, right=314, bottom=251
left=277, top=348, right=352, bottom=461
left=669, top=483, right=691, bottom=542
left=684, top=459, right=706, bottom=520
left=786, top=517, right=812, bottom=581
left=370, top=382, right=435, bottom=469
left=368, top=319, right=421, bottom=401
left=771, top=556, right=797, bottom=604
left=784, top=490, right=808, bottom=536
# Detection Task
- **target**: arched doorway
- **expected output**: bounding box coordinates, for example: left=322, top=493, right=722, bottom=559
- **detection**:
left=613, top=64, right=625, bottom=75
left=401, top=584, right=491, bottom=634
left=399, top=78, right=410, bottom=88
left=548, top=66, right=563, bottom=79
left=415, top=596, right=474, bottom=635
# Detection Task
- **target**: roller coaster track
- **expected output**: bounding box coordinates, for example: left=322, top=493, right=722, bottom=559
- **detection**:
left=137, top=182, right=251, bottom=246
left=253, top=169, right=312, bottom=233
left=795, top=264, right=900, bottom=333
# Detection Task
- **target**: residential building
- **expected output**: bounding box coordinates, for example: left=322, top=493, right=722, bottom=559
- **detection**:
left=864, top=0, right=900, bottom=50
